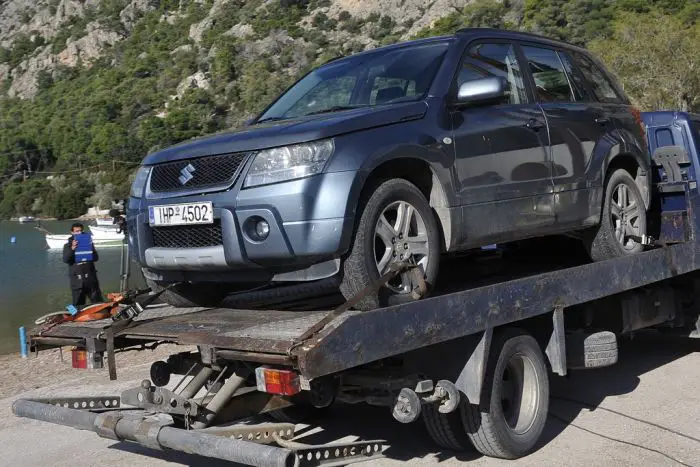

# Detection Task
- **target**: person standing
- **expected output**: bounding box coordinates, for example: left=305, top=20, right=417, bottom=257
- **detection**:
left=62, top=222, right=104, bottom=306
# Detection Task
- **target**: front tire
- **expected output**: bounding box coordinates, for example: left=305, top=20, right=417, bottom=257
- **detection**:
left=145, top=279, right=226, bottom=308
left=586, top=168, right=646, bottom=262
left=339, top=178, right=440, bottom=311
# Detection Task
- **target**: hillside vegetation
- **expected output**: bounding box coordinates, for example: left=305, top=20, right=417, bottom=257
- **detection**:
left=0, top=0, right=698, bottom=219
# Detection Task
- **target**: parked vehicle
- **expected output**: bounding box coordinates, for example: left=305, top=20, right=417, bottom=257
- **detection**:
left=127, top=29, right=650, bottom=309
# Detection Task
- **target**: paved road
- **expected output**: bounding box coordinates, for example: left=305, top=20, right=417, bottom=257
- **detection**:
left=2, top=332, right=700, bottom=467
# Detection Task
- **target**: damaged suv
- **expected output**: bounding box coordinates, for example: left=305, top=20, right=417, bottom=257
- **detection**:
left=128, top=28, right=650, bottom=310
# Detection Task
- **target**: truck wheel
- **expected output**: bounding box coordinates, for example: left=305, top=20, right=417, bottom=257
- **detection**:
left=587, top=168, right=646, bottom=262
left=422, top=403, right=474, bottom=451
left=339, top=178, right=440, bottom=311
left=461, top=329, right=549, bottom=459
left=145, top=279, right=225, bottom=308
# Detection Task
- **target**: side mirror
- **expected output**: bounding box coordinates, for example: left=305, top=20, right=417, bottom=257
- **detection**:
left=243, top=118, right=256, bottom=126
left=456, top=77, right=507, bottom=106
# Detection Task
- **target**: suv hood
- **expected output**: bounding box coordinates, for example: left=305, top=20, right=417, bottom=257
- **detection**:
left=143, top=101, right=428, bottom=165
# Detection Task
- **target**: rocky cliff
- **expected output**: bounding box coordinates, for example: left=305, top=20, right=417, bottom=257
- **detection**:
left=0, top=0, right=473, bottom=100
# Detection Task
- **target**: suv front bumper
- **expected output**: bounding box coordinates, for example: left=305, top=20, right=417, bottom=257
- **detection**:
left=127, top=171, right=359, bottom=283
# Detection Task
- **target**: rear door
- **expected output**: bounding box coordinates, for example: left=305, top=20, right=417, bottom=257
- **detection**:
left=519, top=44, right=610, bottom=229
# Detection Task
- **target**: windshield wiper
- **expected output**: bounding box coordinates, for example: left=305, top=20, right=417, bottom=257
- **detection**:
left=304, top=105, right=368, bottom=117
left=254, top=116, right=286, bottom=124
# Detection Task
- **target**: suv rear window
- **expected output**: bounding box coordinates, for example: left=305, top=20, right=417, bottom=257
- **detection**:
left=571, top=52, right=624, bottom=104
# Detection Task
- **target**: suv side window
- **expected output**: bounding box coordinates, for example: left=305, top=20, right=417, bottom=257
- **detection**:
left=521, top=45, right=579, bottom=102
left=456, top=42, right=528, bottom=105
left=571, top=52, right=623, bottom=104
left=556, top=52, right=590, bottom=101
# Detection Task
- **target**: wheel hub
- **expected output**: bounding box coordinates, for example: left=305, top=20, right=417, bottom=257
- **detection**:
left=611, top=182, right=643, bottom=250
left=374, top=201, right=429, bottom=294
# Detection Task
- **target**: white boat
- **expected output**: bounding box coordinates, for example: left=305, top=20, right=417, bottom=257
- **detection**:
left=88, top=225, right=124, bottom=240
left=18, top=216, right=35, bottom=223
left=45, top=234, right=124, bottom=249
left=95, top=217, right=114, bottom=226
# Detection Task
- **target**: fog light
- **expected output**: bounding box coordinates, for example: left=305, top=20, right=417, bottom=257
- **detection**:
left=255, top=219, right=270, bottom=240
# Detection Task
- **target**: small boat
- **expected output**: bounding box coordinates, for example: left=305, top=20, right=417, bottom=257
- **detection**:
left=94, top=217, right=114, bottom=226
left=18, top=216, right=35, bottom=223
left=45, top=234, right=124, bottom=249
left=88, top=225, right=124, bottom=240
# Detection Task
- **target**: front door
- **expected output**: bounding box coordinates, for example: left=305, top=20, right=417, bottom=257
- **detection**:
left=451, top=41, right=554, bottom=248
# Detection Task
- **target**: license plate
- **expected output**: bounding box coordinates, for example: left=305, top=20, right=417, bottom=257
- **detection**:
left=148, top=202, right=213, bottom=226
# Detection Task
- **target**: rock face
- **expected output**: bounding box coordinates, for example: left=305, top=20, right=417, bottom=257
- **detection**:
left=0, top=0, right=471, bottom=99
left=56, top=22, right=122, bottom=67
left=120, top=0, right=155, bottom=31
left=325, top=0, right=472, bottom=36
left=176, top=71, right=211, bottom=98
left=0, top=0, right=102, bottom=47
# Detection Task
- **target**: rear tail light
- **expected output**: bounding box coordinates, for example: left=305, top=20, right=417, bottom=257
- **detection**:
left=629, top=105, right=648, bottom=151
left=71, top=348, right=104, bottom=369
left=255, top=366, right=301, bottom=396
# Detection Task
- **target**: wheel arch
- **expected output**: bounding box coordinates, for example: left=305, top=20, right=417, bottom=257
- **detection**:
left=604, top=152, right=651, bottom=210
left=358, top=157, right=455, bottom=252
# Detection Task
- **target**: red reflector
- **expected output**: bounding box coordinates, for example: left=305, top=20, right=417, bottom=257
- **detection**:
left=256, top=367, right=301, bottom=396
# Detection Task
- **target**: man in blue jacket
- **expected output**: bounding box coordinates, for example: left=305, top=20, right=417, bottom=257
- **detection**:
left=62, top=223, right=104, bottom=306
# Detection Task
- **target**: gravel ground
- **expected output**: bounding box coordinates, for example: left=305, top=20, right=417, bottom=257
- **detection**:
left=1, top=332, right=700, bottom=467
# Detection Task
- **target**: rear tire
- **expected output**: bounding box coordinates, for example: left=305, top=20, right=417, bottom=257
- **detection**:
left=461, top=329, right=549, bottom=459
left=339, top=178, right=440, bottom=311
left=145, top=279, right=226, bottom=308
left=586, top=168, right=646, bottom=262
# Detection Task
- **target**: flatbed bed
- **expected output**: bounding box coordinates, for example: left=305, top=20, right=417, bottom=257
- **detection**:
left=15, top=143, right=700, bottom=466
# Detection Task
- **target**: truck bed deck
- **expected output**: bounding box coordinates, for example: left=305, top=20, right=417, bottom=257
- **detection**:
left=29, top=226, right=700, bottom=379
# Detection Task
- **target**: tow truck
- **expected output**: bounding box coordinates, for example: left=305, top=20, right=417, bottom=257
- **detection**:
left=12, top=115, right=700, bottom=466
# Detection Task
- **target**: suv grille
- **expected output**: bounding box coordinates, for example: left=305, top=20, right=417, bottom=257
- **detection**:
left=150, top=153, right=248, bottom=193
left=152, top=222, right=223, bottom=248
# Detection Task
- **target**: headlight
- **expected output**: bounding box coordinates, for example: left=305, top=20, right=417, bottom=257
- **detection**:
left=244, top=139, right=334, bottom=187
left=130, top=166, right=151, bottom=198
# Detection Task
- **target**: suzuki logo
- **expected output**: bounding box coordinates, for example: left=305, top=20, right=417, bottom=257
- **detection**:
left=178, top=163, right=196, bottom=185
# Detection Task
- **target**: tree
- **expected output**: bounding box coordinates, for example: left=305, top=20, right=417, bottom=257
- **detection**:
left=413, top=0, right=513, bottom=39
left=589, top=12, right=700, bottom=112
left=523, top=0, right=615, bottom=44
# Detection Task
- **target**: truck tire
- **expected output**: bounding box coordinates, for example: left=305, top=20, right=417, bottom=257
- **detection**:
left=566, top=330, right=618, bottom=369
left=461, top=329, right=549, bottom=459
left=145, top=279, right=225, bottom=308
left=422, top=403, right=474, bottom=451
left=587, top=168, right=646, bottom=262
left=339, top=178, right=440, bottom=311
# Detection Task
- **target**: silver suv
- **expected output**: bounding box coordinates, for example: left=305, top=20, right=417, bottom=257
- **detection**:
left=128, top=29, right=650, bottom=310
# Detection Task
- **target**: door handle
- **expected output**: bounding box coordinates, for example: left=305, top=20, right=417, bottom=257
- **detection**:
left=594, top=116, right=610, bottom=125
left=525, top=119, right=545, bottom=131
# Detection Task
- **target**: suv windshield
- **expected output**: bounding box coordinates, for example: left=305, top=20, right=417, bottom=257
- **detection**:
left=256, top=41, right=451, bottom=122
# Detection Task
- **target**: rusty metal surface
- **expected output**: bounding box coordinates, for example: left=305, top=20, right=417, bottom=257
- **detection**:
left=296, top=239, right=699, bottom=378
left=29, top=304, right=331, bottom=355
